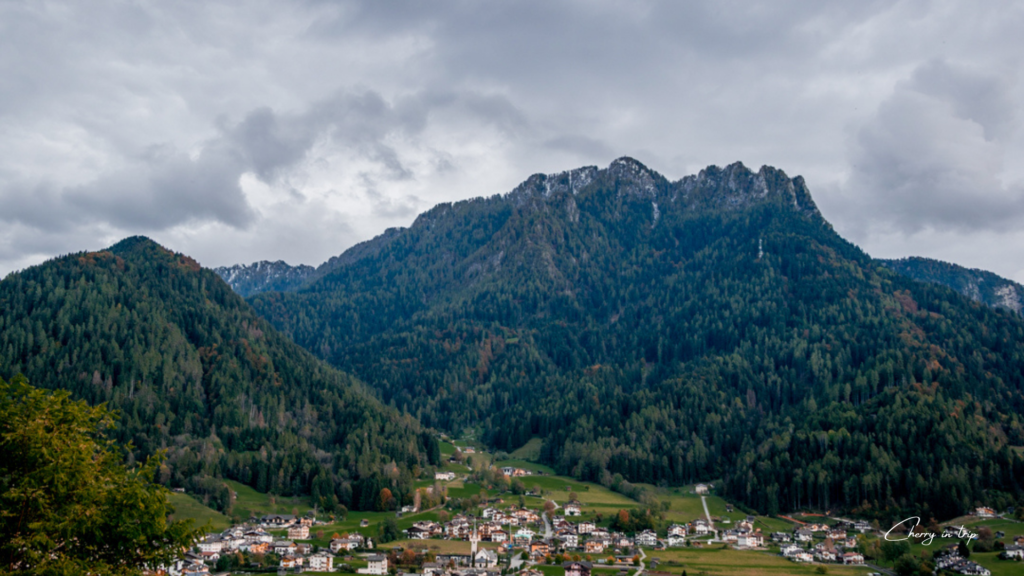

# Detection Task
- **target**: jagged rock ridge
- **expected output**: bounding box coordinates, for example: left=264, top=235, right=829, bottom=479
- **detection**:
left=214, top=260, right=315, bottom=297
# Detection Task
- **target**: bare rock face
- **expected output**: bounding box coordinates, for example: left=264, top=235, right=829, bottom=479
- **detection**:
left=214, top=260, right=315, bottom=297
left=880, top=256, right=1024, bottom=316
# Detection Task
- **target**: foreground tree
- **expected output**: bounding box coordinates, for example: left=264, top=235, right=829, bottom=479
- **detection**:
left=0, top=375, right=200, bottom=575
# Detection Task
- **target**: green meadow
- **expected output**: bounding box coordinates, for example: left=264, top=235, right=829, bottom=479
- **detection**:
left=167, top=492, right=232, bottom=531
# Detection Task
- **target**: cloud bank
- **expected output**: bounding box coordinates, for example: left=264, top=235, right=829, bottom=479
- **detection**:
left=1, top=1, right=1023, bottom=282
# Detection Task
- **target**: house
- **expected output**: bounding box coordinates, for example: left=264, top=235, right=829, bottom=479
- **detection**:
left=422, top=562, right=444, bottom=576
left=691, top=520, right=709, bottom=536
left=780, top=544, right=801, bottom=557
left=280, top=555, right=304, bottom=569
left=794, top=529, right=813, bottom=542
left=247, top=541, right=270, bottom=554
left=436, top=471, right=457, bottom=481
left=360, top=519, right=370, bottom=527
left=406, top=525, right=433, bottom=540
left=578, top=521, right=596, bottom=534
left=558, top=532, right=579, bottom=549
left=792, top=552, right=813, bottom=563
left=814, top=550, right=836, bottom=563
left=331, top=538, right=360, bottom=552
left=668, top=524, right=687, bottom=537
left=273, top=541, right=297, bottom=555
left=515, top=528, right=535, bottom=542
left=530, top=541, right=550, bottom=557
left=244, top=529, right=273, bottom=543
left=197, top=551, right=220, bottom=564
left=564, top=501, right=582, bottom=516
left=635, top=530, right=658, bottom=547
left=667, top=535, right=686, bottom=547
left=584, top=540, right=605, bottom=554
left=827, top=529, right=846, bottom=540
left=260, top=514, right=297, bottom=527
left=182, top=562, right=210, bottom=576
left=474, top=549, right=499, bottom=568
left=516, top=509, right=540, bottom=524
left=842, top=552, right=865, bottom=565
left=482, top=507, right=499, bottom=519
left=308, top=553, right=335, bottom=572
left=695, top=484, right=709, bottom=495
left=736, top=532, right=763, bottom=547
left=359, top=555, right=389, bottom=575
left=563, top=561, right=593, bottom=576
left=1002, top=545, right=1024, bottom=560
left=198, top=535, right=224, bottom=554
left=288, top=525, right=309, bottom=540
left=489, top=530, right=508, bottom=543
left=976, top=507, right=996, bottom=518
left=770, top=532, right=791, bottom=543
left=853, top=520, right=872, bottom=533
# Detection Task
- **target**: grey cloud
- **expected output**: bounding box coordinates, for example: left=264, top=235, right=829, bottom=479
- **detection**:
left=544, top=135, right=613, bottom=159
left=908, top=59, right=1017, bottom=141
left=1, top=86, right=526, bottom=237
left=4, top=0, right=1024, bottom=280
left=840, top=59, right=1024, bottom=234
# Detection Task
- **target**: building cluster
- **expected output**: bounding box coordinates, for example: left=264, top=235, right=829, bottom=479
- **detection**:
left=400, top=501, right=729, bottom=566
left=162, top=514, right=375, bottom=575
left=934, top=549, right=992, bottom=575
left=774, top=519, right=870, bottom=566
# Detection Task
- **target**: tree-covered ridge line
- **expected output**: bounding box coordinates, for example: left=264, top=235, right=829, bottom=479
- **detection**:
left=0, top=236, right=440, bottom=514
left=250, top=158, right=1024, bottom=522
left=881, top=255, right=1024, bottom=316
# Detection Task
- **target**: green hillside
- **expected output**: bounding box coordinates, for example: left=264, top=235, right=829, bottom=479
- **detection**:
left=0, top=237, right=438, bottom=515
left=251, top=158, right=1024, bottom=521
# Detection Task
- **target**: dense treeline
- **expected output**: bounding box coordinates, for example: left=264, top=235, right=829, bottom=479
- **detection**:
left=252, top=158, right=1024, bottom=521
left=0, top=237, right=439, bottom=514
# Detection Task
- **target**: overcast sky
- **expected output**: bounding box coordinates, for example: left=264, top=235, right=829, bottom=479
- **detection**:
left=2, top=1, right=1024, bottom=282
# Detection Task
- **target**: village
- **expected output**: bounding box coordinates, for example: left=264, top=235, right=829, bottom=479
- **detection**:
left=164, top=444, right=1024, bottom=576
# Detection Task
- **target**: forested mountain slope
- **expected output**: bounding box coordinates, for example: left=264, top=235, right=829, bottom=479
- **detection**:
left=251, top=158, right=1024, bottom=520
left=881, top=256, right=1024, bottom=316
left=0, top=237, right=437, bottom=513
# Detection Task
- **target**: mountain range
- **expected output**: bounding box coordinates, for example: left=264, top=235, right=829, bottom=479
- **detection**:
left=0, top=237, right=437, bottom=516
left=3, top=157, right=1023, bottom=522
left=246, top=157, right=1024, bottom=519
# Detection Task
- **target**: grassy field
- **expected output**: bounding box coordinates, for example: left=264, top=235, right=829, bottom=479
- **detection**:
left=510, top=438, right=544, bottom=460
left=653, top=546, right=876, bottom=576
left=224, top=479, right=313, bottom=520
left=969, top=552, right=1024, bottom=576
left=494, top=459, right=556, bottom=475
left=385, top=539, right=502, bottom=554
left=167, top=492, right=232, bottom=531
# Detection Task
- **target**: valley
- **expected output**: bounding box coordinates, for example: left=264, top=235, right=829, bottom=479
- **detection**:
left=170, top=438, right=1024, bottom=575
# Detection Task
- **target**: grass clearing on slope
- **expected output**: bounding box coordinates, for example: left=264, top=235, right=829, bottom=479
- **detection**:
left=223, top=479, right=313, bottom=520
left=493, top=459, right=555, bottom=475
left=167, top=492, right=231, bottom=531
left=654, top=546, right=875, bottom=576
left=510, top=438, right=544, bottom=461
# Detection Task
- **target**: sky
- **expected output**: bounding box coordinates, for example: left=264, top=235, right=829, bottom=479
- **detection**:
left=2, top=0, right=1024, bottom=282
